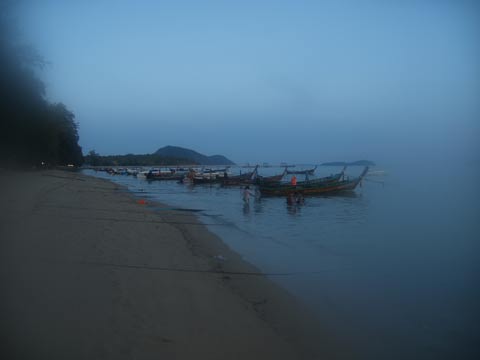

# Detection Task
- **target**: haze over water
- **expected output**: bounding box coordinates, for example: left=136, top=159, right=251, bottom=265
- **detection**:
left=86, top=163, right=480, bottom=359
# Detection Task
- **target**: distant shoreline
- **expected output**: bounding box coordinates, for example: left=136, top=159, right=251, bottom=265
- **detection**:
left=321, top=160, right=375, bottom=167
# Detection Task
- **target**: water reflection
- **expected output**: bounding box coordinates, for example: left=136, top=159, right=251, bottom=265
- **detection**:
left=253, top=197, right=264, bottom=214
left=242, top=202, right=250, bottom=215
left=286, top=203, right=300, bottom=216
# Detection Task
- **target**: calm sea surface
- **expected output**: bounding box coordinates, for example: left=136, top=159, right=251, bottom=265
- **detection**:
left=84, top=164, right=479, bottom=359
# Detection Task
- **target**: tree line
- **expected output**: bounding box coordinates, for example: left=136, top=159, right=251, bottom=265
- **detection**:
left=84, top=151, right=196, bottom=167
left=0, top=3, right=83, bottom=168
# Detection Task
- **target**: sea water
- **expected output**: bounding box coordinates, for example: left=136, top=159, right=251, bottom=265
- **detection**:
left=84, top=164, right=479, bottom=359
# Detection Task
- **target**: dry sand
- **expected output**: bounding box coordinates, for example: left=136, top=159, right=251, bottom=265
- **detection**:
left=0, top=170, right=351, bottom=359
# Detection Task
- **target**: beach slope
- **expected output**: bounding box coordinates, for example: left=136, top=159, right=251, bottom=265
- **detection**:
left=0, top=170, right=346, bottom=359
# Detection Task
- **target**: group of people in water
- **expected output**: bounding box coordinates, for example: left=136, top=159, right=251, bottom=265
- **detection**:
left=242, top=176, right=304, bottom=206
left=286, top=192, right=305, bottom=205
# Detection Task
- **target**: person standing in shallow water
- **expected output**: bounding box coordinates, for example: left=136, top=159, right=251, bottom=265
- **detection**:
left=243, top=185, right=254, bottom=204
left=287, top=193, right=295, bottom=205
left=295, top=192, right=304, bottom=204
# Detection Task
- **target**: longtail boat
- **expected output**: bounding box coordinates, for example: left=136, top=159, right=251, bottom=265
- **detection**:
left=255, top=168, right=287, bottom=185
left=192, top=176, right=221, bottom=184
left=263, top=167, right=345, bottom=188
left=203, top=167, right=230, bottom=174
left=222, top=165, right=259, bottom=186
left=302, top=166, right=346, bottom=184
left=192, top=171, right=227, bottom=184
left=259, top=167, right=368, bottom=196
left=286, top=165, right=317, bottom=175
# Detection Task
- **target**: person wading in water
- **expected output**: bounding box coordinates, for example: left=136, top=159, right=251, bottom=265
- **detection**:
left=243, top=185, right=254, bottom=204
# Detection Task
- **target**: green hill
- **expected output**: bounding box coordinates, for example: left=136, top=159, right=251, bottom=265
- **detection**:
left=154, top=146, right=235, bottom=165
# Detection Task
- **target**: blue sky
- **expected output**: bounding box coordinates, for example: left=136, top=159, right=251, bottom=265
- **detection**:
left=20, top=0, right=479, bottom=164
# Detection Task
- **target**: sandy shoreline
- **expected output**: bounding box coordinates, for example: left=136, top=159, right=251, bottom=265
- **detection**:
left=0, top=169, right=349, bottom=359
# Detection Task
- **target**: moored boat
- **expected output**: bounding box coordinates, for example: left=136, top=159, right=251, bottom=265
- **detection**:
left=302, top=166, right=346, bottom=184
left=254, top=168, right=287, bottom=185
left=192, top=172, right=225, bottom=184
left=126, top=168, right=139, bottom=176
left=203, top=167, right=230, bottom=174
left=144, top=169, right=186, bottom=181
left=259, top=167, right=368, bottom=196
left=222, top=165, right=259, bottom=186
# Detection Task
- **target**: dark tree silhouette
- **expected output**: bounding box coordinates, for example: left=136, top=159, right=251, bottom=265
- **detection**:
left=0, top=3, right=83, bottom=167
left=83, top=152, right=196, bottom=167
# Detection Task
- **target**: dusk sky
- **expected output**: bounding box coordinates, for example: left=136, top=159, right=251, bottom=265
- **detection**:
left=20, top=0, right=479, bottom=165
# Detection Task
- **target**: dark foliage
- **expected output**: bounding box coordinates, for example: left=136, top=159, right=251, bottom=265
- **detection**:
left=0, top=3, right=83, bottom=167
left=83, top=151, right=196, bottom=167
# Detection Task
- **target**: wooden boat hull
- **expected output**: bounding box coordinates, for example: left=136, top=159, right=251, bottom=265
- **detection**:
left=192, top=177, right=222, bottom=184
left=222, top=178, right=255, bottom=186
left=259, top=167, right=368, bottom=196
left=222, top=173, right=257, bottom=186
left=259, top=179, right=358, bottom=196
left=254, top=170, right=286, bottom=185
left=301, top=171, right=343, bottom=185
left=259, top=171, right=342, bottom=190
left=203, top=167, right=230, bottom=173
left=254, top=178, right=282, bottom=186
left=221, top=165, right=259, bottom=186
left=146, top=173, right=185, bottom=181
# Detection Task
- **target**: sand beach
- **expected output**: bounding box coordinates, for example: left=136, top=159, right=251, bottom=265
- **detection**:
left=0, top=170, right=348, bottom=359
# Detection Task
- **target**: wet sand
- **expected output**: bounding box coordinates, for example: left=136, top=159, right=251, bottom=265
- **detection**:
left=0, top=170, right=350, bottom=359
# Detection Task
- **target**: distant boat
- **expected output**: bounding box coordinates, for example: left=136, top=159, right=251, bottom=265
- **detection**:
left=286, top=166, right=317, bottom=175
left=203, top=167, right=230, bottom=174
left=189, top=167, right=231, bottom=184
left=126, top=168, right=139, bottom=176
left=169, top=167, right=191, bottom=172
left=258, top=167, right=367, bottom=196
left=144, top=169, right=185, bottom=181
left=110, top=168, right=128, bottom=175
left=192, top=173, right=224, bottom=184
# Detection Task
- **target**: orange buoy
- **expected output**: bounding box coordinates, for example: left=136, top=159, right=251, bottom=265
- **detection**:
left=137, top=199, right=147, bottom=205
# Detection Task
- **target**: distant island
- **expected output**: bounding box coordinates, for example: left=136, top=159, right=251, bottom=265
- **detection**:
left=321, top=160, right=376, bottom=166
left=84, top=146, right=235, bottom=167
left=154, top=146, right=235, bottom=166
